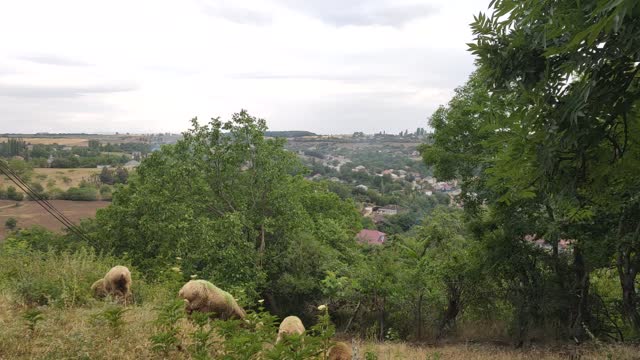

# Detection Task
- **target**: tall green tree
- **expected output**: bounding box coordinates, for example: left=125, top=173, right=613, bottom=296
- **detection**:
left=94, top=111, right=361, bottom=314
left=469, top=0, right=640, bottom=332
left=423, top=0, right=640, bottom=340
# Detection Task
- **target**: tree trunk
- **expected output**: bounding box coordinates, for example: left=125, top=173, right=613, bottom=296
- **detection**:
left=437, top=282, right=461, bottom=340
left=257, top=224, right=266, bottom=267
left=617, top=249, right=640, bottom=331
left=616, top=219, right=640, bottom=332
left=379, top=296, right=385, bottom=342
left=344, top=301, right=361, bottom=333
left=417, top=293, right=424, bottom=340
left=571, top=246, right=590, bottom=341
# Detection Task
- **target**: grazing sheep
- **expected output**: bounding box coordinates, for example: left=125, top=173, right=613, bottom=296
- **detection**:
left=92, top=265, right=132, bottom=304
left=178, top=280, right=246, bottom=320
left=328, top=342, right=352, bottom=360
left=276, top=316, right=305, bottom=343
left=90, top=278, right=108, bottom=299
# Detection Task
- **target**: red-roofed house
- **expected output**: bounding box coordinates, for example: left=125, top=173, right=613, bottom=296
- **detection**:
left=356, top=229, right=386, bottom=245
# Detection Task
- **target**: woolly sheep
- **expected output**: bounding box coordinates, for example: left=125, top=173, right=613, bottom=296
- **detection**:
left=328, top=341, right=352, bottom=360
left=178, top=280, right=246, bottom=320
left=276, top=315, right=305, bottom=343
left=90, top=278, right=108, bottom=298
left=91, top=265, right=132, bottom=304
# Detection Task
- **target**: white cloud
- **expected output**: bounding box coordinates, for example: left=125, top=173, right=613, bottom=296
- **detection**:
left=0, top=0, right=490, bottom=134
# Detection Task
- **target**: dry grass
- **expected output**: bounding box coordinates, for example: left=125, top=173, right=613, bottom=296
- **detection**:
left=0, top=168, right=101, bottom=192
left=1, top=293, right=638, bottom=360
left=22, top=137, right=89, bottom=146
left=0, top=294, right=168, bottom=359
left=354, top=341, right=640, bottom=360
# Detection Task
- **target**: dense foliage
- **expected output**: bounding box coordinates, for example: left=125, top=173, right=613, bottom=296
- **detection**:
left=92, top=111, right=362, bottom=319
left=422, top=0, right=640, bottom=343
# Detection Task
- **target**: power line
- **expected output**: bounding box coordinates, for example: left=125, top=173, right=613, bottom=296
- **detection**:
left=0, top=163, right=88, bottom=240
left=0, top=163, right=89, bottom=241
left=0, top=163, right=83, bottom=237
left=0, top=161, right=92, bottom=242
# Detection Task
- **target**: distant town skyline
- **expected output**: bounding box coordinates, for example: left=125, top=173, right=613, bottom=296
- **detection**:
left=0, top=128, right=428, bottom=137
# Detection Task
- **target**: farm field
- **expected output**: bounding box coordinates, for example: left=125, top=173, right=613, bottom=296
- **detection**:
left=0, top=200, right=109, bottom=239
left=1, top=168, right=101, bottom=192
left=5, top=133, right=158, bottom=146
left=21, top=137, right=89, bottom=147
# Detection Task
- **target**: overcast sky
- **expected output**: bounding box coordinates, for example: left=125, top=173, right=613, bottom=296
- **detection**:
left=0, top=0, right=490, bottom=134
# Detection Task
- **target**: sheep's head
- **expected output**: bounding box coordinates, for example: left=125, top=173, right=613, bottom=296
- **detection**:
left=178, top=280, right=203, bottom=303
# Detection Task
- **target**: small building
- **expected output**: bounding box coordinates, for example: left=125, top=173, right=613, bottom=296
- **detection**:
left=525, top=235, right=573, bottom=253
left=362, top=206, right=374, bottom=216
left=124, top=160, right=140, bottom=169
left=424, top=176, right=437, bottom=185
left=356, top=229, right=386, bottom=246
left=376, top=205, right=400, bottom=216
left=355, top=184, right=368, bottom=192
left=435, top=182, right=453, bottom=192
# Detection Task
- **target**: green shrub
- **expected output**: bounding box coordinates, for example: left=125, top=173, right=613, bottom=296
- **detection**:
left=6, top=186, right=24, bottom=201
left=64, top=187, right=98, bottom=201
left=150, top=299, right=185, bottom=355
left=23, top=308, right=45, bottom=332
left=47, top=187, right=65, bottom=200
left=99, top=185, right=112, bottom=201
left=5, top=217, right=17, bottom=230
left=0, top=244, right=124, bottom=307
left=92, top=305, right=129, bottom=337
left=27, top=182, right=48, bottom=200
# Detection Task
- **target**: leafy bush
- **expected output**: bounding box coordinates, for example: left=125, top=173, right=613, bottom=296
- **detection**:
left=46, top=187, right=65, bottom=200
left=22, top=308, right=45, bottom=332
left=28, top=182, right=47, bottom=200
left=6, top=186, right=24, bottom=201
left=63, top=186, right=98, bottom=201
left=91, top=305, right=130, bottom=337
left=99, top=185, right=113, bottom=200
left=5, top=217, right=17, bottom=230
left=0, top=243, right=126, bottom=307
left=150, top=299, right=185, bottom=355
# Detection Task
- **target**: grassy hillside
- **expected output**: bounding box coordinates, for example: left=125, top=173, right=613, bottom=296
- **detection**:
left=1, top=294, right=637, bottom=359
left=0, top=242, right=637, bottom=359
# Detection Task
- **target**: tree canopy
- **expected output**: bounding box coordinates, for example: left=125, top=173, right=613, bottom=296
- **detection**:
left=422, top=0, right=640, bottom=341
left=93, top=111, right=362, bottom=316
